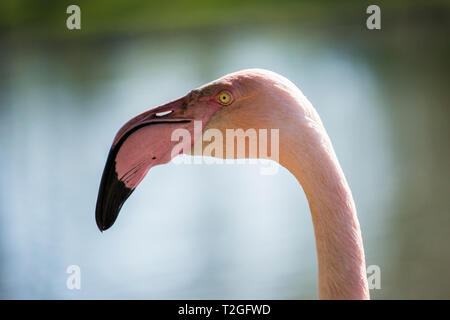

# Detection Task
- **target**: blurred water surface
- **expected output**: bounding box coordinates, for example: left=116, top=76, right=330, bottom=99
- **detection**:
left=0, top=22, right=449, bottom=299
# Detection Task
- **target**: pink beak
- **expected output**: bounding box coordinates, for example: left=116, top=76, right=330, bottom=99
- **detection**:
left=95, top=91, right=221, bottom=231
left=95, top=95, right=193, bottom=231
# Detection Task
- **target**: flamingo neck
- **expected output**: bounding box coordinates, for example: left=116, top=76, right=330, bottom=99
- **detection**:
left=280, top=115, right=370, bottom=299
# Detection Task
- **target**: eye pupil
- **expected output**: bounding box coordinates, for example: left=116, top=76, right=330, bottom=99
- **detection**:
left=218, top=91, right=231, bottom=105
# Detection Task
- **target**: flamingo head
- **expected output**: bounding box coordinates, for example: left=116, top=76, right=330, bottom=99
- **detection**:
left=96, top=69, right=307, bottom=231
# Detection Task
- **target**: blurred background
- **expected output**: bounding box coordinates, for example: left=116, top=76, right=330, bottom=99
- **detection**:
left=0, top=0, right=449, bottom=299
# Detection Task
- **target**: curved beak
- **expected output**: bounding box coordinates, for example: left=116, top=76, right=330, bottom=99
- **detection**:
left=95, top=95, right=194, bottom=231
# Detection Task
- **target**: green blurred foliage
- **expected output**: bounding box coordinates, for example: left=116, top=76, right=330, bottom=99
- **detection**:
left=0, top=0, right=448, bottom=38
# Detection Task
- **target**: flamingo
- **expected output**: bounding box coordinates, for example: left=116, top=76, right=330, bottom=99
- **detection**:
left=95, top=69, right=370, bottom=300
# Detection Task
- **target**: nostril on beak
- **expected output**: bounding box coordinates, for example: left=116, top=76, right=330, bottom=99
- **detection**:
left=155, top=110, right=173, bottom=117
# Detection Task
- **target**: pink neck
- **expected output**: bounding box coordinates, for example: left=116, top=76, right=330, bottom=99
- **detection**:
left=281, top=124, right=370, bottom=299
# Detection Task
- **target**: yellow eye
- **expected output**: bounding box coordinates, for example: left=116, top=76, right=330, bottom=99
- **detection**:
left=217, top=91, right=232, bottom=105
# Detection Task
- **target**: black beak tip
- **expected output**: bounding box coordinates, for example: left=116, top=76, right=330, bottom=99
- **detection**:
left=95, top=216, right=111, bottom=232
left=95, top=180, right=133, bottom=233
left=95, top=205, right=114, bottom=233
left=95, top=149, right=135, bottom=233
